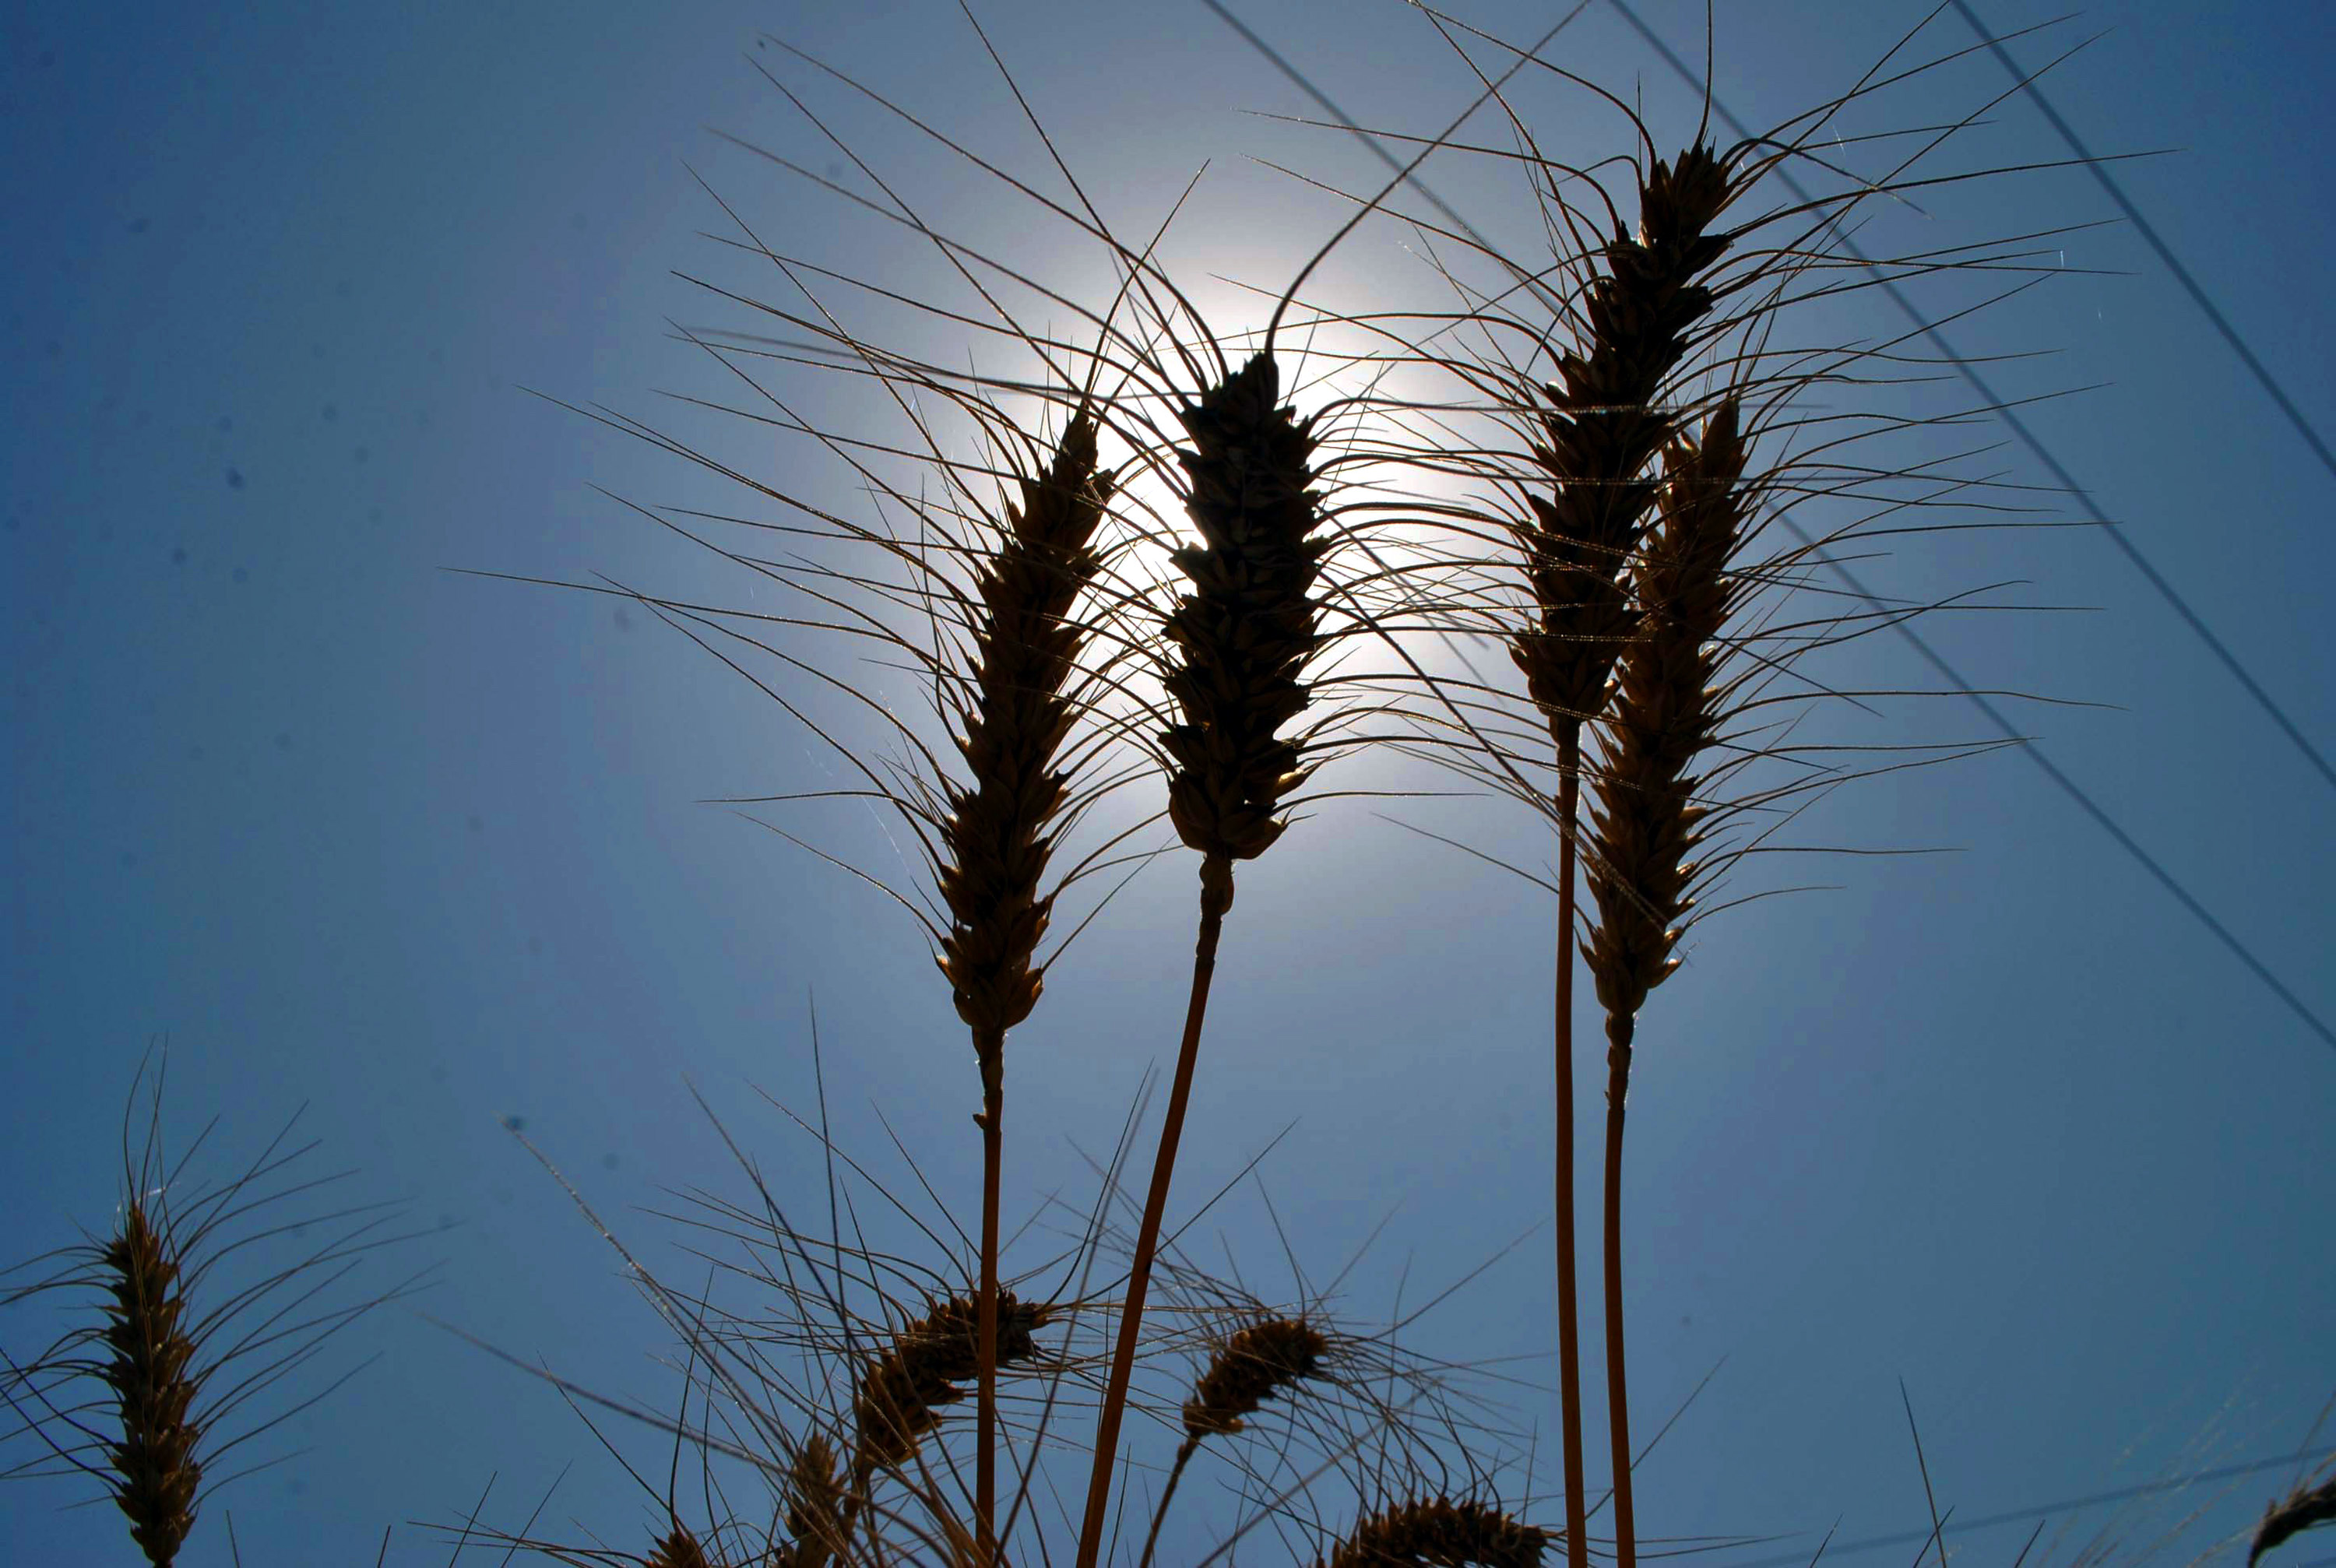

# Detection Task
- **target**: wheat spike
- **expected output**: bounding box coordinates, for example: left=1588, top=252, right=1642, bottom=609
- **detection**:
left=1509, top=142, right=1736, bottom=743
left=1138, top=1316, right=1333, bottom=1568
left=850, top=1291, right=1051, bottom=1481
left=1182, top=1316, right=1329, bottom=1440
left=1159, top=350, right=1330, bottom=902
left=1499, top=144, right=1737, bottom=1568
left=1083, top=346, right=1334, bottom=1568
left=775, top=1431, right=846, bottom=1567
left=1321, top=1497, right=1552, bottom=1568
left=1577, top=395, right=1750, bottom=1568
left=646, top=1521, right=715, bottom=1568
left=935, top=409, right=1116, bottom=1088
left=100, top=1200, right=203, bottom=1567
left=1581, top=396, right=1748, bottom=1042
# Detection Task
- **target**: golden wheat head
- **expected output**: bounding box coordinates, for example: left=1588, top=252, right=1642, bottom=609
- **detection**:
left=935, top=410, right=1116, bottom=1081
left=1161, top=351, right=1331, bottom=909
left=1509, top=142, right=1736, bottom=744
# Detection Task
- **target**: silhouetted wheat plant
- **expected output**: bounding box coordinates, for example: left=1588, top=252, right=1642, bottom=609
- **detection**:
left=0, top=1053, right=417, bottom=1566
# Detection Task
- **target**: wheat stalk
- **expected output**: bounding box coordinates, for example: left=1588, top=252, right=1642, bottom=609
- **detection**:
left=1136, top=1315, right=1332, bottom=1568
left=1495, top=137, right=1740, bottom=1568
left=1579, top=396, right=1750, bottom=1568
left=1078, top=346, right=1332, bottom=1568
left=928, top=407, right=1115, bottom=1560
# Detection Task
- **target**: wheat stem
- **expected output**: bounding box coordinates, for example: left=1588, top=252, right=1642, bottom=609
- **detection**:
left=1601, top=1011, right=1638, bottom=1568
left=1075, top=852, right=1233, bottom=1568
left=976, top=1041, right=1004, bottom=1567
left=1553, top=749, right=1588, bottom=1568
left=1136, top=1440, right=1201, bottom=1568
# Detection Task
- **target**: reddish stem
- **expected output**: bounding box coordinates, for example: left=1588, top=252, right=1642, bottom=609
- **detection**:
left=1603, top=1012, right=1638, bottom=1568
left=1555, top=737, right=1590, bottom=1568
left=976, top=1053, right=1004, bottom=1566
left=1073, top=855, right=1232, bottom=1568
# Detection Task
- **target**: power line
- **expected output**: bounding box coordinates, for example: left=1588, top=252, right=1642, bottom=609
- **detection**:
left=1951, top=0, right=2336, bottom=492
left=1192, top=0, right=2336, bottom=1056
left=1602, top=2, right=2336, bottom=796
left=1768, top=516, right=2336, bottom=1054
left=1715, top=1444, right=2328, bottom=1568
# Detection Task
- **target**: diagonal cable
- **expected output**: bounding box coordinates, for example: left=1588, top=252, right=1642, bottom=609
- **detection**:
left=1952, top=0, right=2336, bottom=490
left=1194, top=0, right=2335, bottom=1056
left=1717, top=1444, right=2330, bottom=1568
left=1606, top=0, right=2336, bottom=798
left=1771, top=517, right=2336, bottom=1053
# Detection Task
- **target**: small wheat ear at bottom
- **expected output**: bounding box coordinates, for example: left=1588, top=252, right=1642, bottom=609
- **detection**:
left=1138, top=1316, right=1333, bottom=1568
left=1318, top=1496, right=1553, bottom=1568
left=804, top=1290, right=1053, bottom=1566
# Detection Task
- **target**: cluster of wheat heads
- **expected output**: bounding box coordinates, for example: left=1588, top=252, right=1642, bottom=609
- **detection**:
left=436, top=8, right=2146, bottom=1566
left=13, top=6, right=2331, bottom=1567
left=430, top=12, right=2158, bottom=1568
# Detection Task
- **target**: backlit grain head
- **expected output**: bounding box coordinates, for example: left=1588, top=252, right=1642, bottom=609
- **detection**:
left=1160, top=351, right=1332, bottom=903
left=2252, top=1464, right=2336, bottom=1566
left=1507, top=142, right=1739, bottom=747
left=1182, top=1315, right=1330, bottom=1441
left=934, top=410, right=1116, bottom=1079
left=1582, top=397, right=1750, bottom=1041
left=100, top=1199, right=203, bottom=1568
left=646, top=1520, right=716, bottom=1568
left=1322, top=1496, right=1552, bottom=1568
left=851, top=1291, right=1054, bottom=1478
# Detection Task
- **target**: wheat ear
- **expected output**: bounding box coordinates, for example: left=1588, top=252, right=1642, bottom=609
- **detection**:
left=1580, top=396, right=1750, bottom=1568
left=99, top=1199, right=203, bottom=1568
left=1502, top=140, right=1735, bottom=1568
left=932, top=408, right=1113, bottom=1562
left=797, top=1290, right=1050, bottom=1568
left=850, top=1291, right=1052, bottom=1487
left=1077, top=349, right=1329, bottom=1568
left=2252, top=1463, right=2336, bottom=1566
left=774, top=1432, right=846, bottom=1568
left=1137, top=1316, right=1332, bottom=1568
left=647, top=1521, right=716, bottom=1568
left=1321, top=1496, right=1552, bottom=1568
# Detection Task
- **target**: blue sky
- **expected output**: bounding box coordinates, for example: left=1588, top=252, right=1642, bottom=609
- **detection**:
left=3, top=2, right=2333, bottom=1563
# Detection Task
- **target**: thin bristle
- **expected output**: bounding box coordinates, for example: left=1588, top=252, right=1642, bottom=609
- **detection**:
left=101, top=1201, right=203, bottom=1568
left=1509, top=143, right=1735, bottom=742
left=936, top=410, right=1116, bottom=1078
left=1321, top=1496, right=1552, bottom=1568
left=1182, top=1316, right=1329, bottom=1440
left=1161, top=350, right=1331, bottom=899
left=850, top=1291, right=1051, bottom=1478
left=1581, top=396, right=1749, bottom=1040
